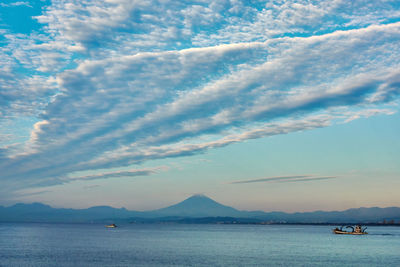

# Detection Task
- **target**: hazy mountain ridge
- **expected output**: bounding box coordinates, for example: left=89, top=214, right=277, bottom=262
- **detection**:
left=1, top=195, right=399, bottom=223
left=149, top=194, right=243, bottom=217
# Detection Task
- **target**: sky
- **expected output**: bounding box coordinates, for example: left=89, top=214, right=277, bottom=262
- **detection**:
left=0, top=0, right=399, bottom=212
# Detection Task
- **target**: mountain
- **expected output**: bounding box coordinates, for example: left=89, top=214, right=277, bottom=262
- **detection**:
left=1, top=195, right=400, bottom=224
left=0, top=202, right=140, bottom=223
left=148, top=194, right=243, bottom=217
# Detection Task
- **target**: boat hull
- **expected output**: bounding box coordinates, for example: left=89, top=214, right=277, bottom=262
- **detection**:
left=333, top=230, right=367, bottom=235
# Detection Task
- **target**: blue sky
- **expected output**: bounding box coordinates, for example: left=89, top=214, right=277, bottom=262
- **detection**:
left=0, top=0, right=399, bottom=211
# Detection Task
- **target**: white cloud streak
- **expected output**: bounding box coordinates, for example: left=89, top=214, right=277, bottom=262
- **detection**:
left=230, top=175, right=337, bottom=184
left=65, top=166, right=167, bottom=182
left=0, top=2, right=32, bottom=8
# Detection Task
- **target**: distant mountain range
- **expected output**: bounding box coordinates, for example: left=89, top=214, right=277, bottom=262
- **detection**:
left=1, top=194, right=399, bottom=224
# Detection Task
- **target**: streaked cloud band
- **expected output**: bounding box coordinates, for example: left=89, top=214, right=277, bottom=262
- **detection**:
left=231, top=175, right=337, bottom=184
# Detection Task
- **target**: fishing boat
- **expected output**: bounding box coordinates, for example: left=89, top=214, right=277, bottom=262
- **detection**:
left=333, top=225, right=367, bottom=235
left=105, top=223, right=117, bottom=228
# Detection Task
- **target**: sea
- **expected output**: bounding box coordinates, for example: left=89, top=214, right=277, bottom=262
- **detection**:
left=0, top=223, right=399, bottom=266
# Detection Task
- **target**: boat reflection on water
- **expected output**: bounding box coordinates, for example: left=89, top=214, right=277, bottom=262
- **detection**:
left=333, top=225, right=367, bottom=235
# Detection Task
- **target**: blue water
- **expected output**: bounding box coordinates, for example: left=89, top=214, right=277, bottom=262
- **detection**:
left=0, top=223, right=399, bottom=266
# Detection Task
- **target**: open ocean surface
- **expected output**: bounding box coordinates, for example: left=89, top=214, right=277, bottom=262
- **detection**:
left=0, top=223, right=399, bottom=266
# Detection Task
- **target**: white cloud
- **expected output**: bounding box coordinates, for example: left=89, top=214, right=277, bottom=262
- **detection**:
left=342, top=109, right=396, bottom=123
left=0, top=2, right=32, bottom=8
left=1, top=1, right=400, bottom=194
left=35, top=0, right=400, bottom=53
left=65, top=166, right=167, bottom=182
left=230, top=175, right=337, bottom=184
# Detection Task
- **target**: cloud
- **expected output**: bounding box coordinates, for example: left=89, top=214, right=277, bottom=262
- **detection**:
left=3, top=23, right=400, bottom=186
left=33, top=0, right=400, bottom=51
left=277, top=176, right=337, bottom=183
left=0, top=2, right=32, bottom=8
left=65, top=167, right=167, bottom=182
left=0, top=33, right=59, bottom=118
left=81, top=113, right=333, bottom=169
left=231, top=176, right=310, bottom=184
left=14, top=189, right=53, bottom=198
left=230, top=175, right=337, bottom=184
left=342, top=108, right=396, bottom=123
left=0, top=1, right=399, bottom=194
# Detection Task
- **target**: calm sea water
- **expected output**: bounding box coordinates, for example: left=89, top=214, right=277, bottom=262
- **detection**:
left=0, top=223, right=399, bottom=266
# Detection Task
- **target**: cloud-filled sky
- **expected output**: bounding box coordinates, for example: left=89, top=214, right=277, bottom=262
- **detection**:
left=0, top=0, right=399, bottom=211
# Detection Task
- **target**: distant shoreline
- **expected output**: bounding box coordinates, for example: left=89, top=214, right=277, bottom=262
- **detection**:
left=2, top=196, right=400, bottom=224
left=128, top=218, right=400, bottom=226
left=1, top=220, right=400, bottom=226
